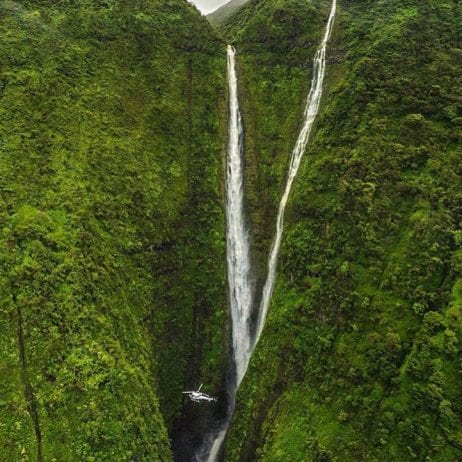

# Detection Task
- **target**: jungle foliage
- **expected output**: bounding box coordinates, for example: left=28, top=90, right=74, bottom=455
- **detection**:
left=1, top=0, right=461, bottom=460
left=216, top=0, right=332, bottom=296
left=225, top=0, right=462, bottom=461
left=0, top=1, right=226, bottom=460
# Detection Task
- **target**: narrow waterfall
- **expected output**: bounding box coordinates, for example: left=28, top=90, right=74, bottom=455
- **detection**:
left=225, top=45, right=254, bottom=389
left=195, top=45, right=253, bottom=462
left=198, top=2, right=336, bottom=459
left=254, top=0, right=337, bottom=343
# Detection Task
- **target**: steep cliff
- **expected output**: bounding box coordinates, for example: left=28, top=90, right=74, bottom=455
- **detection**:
left=0, top=1, right=226, bottom=460
left=1, top=0, right=461, bottom=460
left=218, top=0, right=333, bottom=307
left=224, top=0, right=462, bottom=460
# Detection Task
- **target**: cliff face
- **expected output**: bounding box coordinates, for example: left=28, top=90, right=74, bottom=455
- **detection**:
left=223, top=0, right=462, bottom=460
left=0, top=1, right=226, bottom=460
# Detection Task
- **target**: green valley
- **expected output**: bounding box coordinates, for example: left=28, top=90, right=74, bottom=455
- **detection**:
left=1, top=0, right=461, bottom=461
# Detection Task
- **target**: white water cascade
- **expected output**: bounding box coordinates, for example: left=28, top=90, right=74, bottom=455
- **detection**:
left=196, top=44, right=254, bottom=462
left=255, top=0, right=337, bottom=343
left=199, top=2, right=336, bottom=459
left=225, top=45, right=254, bottom=389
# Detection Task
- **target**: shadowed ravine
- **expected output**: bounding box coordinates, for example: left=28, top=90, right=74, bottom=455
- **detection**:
left=196, top=1, right=337, bottom=460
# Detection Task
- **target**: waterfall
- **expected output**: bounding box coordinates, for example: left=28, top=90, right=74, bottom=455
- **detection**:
left=225, top=45, right=254, bottom=389
left=195, top=44, right=253, bottom=462
left=254, top=0, right=337, bottom=343
left=198, top=2, right=336, bottom=459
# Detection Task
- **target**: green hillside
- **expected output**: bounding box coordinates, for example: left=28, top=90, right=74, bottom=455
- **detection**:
left=218, top=0, right=333, bottom=299
left=224, top=0, right=462, bottom=460
left=1, top=0, right=461, bottom=461
left=0, top=1, right=227, bottom=460
left=207, top=0, right=250, bottom=26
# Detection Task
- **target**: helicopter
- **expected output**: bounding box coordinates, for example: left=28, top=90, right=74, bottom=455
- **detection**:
left=182, top=384, right=217, bottom=403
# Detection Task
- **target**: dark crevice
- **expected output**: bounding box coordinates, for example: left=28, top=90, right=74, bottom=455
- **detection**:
left=16, top=303, right=43, bottom=462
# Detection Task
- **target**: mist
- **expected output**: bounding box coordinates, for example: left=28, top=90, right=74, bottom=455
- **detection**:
left=189, top=0, right=230, bottom=14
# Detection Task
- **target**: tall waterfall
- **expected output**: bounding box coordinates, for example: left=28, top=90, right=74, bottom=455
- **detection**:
left=199, top=2, right=336, bottom=459
left=195, top=45, right=253, bottom=462
left=225, top=45, right=254, bottom=389
left=255, top=0, right=337, bottom=343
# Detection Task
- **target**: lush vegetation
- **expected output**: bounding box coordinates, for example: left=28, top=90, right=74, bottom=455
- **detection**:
left=0, top=1, right=227, bottom=460
left=2, top=0, right=461, bottom=460
left=216, top=0, right=332, bottom=296
left=225, top=0, right=462, bottom=460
